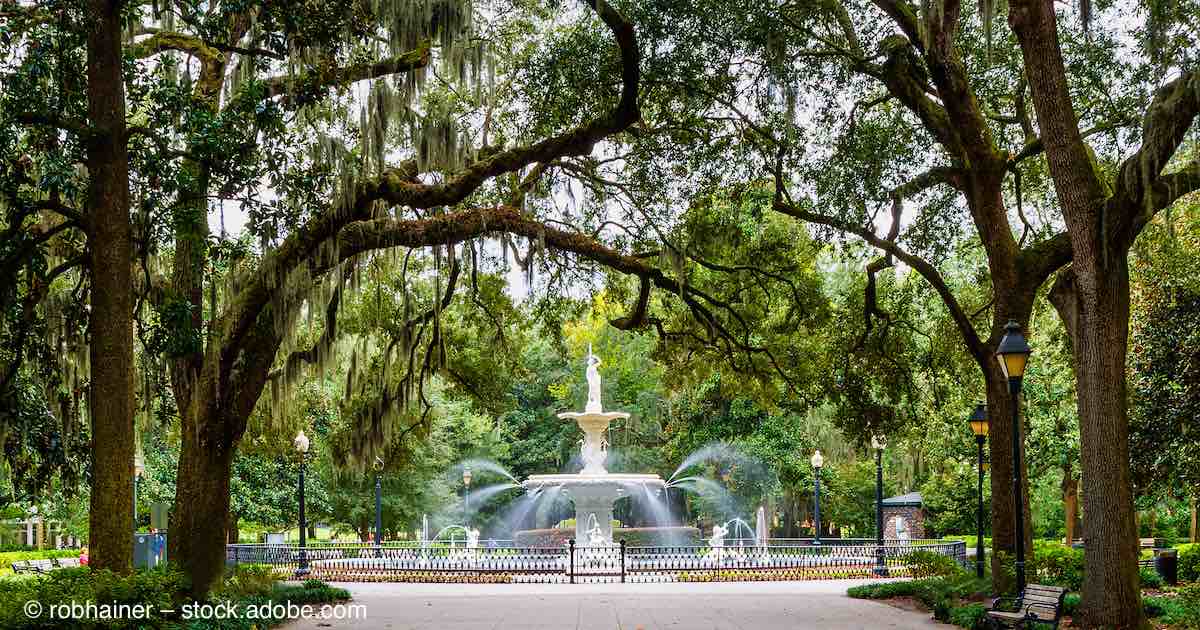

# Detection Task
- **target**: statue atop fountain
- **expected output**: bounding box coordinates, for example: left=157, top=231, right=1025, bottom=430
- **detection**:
left=585, top=346, right=603, bottom=413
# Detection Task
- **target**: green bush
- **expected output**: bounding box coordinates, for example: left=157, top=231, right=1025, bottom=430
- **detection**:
left=0, top=564, right=349, bottom=630
left=947, top=603, right=988, bottom=630
left=904, top=550, right=965, bottom=579
left=1063, top=593, right=1080, bottom=616
left=214, top=564, right=278, bottom=600
left=1030, top=542, right=1084, bottom=590
left=1179, top=543, right=1200, bottom=583
left=849, top=575, right=990, bottom=629
left=0, top=565, right=188, bottom=629
left=1140, top=566, right=1165, bottom=589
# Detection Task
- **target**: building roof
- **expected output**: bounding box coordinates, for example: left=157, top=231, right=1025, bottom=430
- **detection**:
left=881, top=492, right=923, bottom=507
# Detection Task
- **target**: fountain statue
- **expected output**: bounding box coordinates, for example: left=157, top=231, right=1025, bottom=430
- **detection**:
left=586, top=517, right=609, bottom=547
left=585, top=346, right=603, bottom=413
left=523, top=348, right=667, bottom=545
left=708, top=524, right=728, bottom=549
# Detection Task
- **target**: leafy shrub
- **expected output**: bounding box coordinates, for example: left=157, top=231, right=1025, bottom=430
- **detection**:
left=1140, top=566, right=1165, bottom=589
left=904, top=550, right=965, bottom=578
left=214, top=563, right=278, bottom=600
left=849, top=575, right=990, bottom=629
left=0, top=565, right=188, bottom=629
left=1143, top=595, right=1200, bottom=628
left=1063, top=593, right=1080, bottom=616
left=947, top=603, right=988, bottom=629
left=1179, top=544, right=1200, bottom=583
left=1180, top=582, right=1200, bottom=603
left=1030, top=542, right=1084, bottom=590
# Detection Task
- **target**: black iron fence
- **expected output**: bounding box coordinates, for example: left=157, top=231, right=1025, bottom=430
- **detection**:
left=226, top=539, right=966, bottom=584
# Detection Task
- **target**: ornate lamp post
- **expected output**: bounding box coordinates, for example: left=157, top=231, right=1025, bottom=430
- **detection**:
left=811, top=449, right=824, bottom=546
left=968, top=403, right=989, bottom=578
left=374, top=456, right=384, bottom=556
left=294, top=430, right=311, bottom=577
left=996, top=320, right=1032, bottom=592
left=462, top=465, right=472, bottom=526
left=871, top=435, right=887, bottom=576
left=133, top=454, right=145, bottom=531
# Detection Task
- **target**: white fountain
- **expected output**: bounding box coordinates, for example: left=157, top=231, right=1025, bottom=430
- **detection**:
left=522, top=346, right=667, bottom=545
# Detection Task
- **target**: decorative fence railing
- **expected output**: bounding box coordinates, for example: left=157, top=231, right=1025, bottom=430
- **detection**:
left=226, top=539, right=966, bottom=584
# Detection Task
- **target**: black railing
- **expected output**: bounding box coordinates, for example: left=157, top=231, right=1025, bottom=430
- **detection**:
left=226, top=539, right=966, bottom=584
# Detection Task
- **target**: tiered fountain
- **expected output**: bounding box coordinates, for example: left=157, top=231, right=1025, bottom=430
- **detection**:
left=522, top=347, right=667, bottom=545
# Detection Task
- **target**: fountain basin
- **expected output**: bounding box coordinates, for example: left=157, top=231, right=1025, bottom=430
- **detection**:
left=523, top=473, right=666, bottom=545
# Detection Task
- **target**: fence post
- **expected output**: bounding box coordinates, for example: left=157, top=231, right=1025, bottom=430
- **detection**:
left=569, top=539, right=575, bottom=584
left=620, top=539, right=626, bottom=583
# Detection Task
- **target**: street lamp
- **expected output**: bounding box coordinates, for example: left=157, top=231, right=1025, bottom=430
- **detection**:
left=294, top=430, right=311, bottom=577
left=968, top=403, right=989, bottom=578
left=462, top=465, right=472, bottom=526
left=996, top=320, right=1032, bottom=592
left=374, top=456, right=384, bottom=556
left=811, top=449, right=824, bottom=546
left=871, top=435, right=887, bottom=576
left=133, top=454, right=145, bottom=532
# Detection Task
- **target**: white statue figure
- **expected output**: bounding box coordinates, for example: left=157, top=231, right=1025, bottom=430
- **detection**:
left=587, top=520, right=608, bottom=546
left=709, top=524, right=728, bottom=549
left=893, top=515, right=911, bottom=541
left=466, top=528, right=481, bottom=550
left=585, top=344, right=603, bottom=413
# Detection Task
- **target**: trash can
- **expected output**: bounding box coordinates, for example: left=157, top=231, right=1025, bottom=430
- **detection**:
left=133, top=532, right=168, bottom=569
left=1155, top=548, right=1177, bottom=586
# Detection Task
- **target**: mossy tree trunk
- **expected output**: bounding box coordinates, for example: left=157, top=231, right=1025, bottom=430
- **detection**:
left=84, top=0, right=134, bottom=575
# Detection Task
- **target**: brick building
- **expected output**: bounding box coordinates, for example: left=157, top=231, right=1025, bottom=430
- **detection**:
left=881, top=492, right=925, bottom=540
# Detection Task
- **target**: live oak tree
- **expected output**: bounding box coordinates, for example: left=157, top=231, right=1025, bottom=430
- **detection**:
left=2, top=0, right=137, bottom=572
left=1007, top=0, right=1198, bottom=623
left=113, top=0, right=651, bottom=597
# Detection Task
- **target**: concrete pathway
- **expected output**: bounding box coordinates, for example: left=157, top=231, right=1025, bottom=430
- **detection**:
left=284, top=580, right=952, bottom=629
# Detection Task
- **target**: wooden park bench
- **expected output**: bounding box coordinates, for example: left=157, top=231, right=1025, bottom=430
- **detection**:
left=9, top=561, right=30, bottom=574
left=986, top=584, right=1067, bottom=629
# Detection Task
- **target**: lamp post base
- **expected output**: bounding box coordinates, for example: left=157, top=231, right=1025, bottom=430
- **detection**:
left=874, top=547, right=889, bottom=576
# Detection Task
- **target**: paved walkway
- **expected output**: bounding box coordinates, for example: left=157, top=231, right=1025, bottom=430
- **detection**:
left=284, top=580, right=951, bottom=629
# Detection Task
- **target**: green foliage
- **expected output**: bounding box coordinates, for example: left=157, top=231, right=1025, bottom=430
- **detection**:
left=848, top=573, right=990, bottom=629
left=904, top=549, right=966, bottom=579
left=1029, top=541, right=1085, bottom=591
left=946, top=602, right=987, bottom=629
left=1140, top=566, right=1165, bottom=589
left=212, top=564, right=278, bottom=601
left=1130, top=210, right=1200, bottom=495
left=0, top=564, right=348, bottom=630
left=1180, top=543, right=1200, bottom=583
left=920, top=464, right=990, bottom=539
left=0, top=566, right=187, bottom=629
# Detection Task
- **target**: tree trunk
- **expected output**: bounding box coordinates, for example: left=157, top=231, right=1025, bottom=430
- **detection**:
left=1190, top=496, right=1197, bottom=543
left=1050, top=266, right=1144, bottom=628
left=85, top=0, right=134, bottom=575
left=168, top=401, right=237, bottom=598
left=1063, top=474, right=1079, bottom=544
left=226, top=512, right=240, bottom=544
